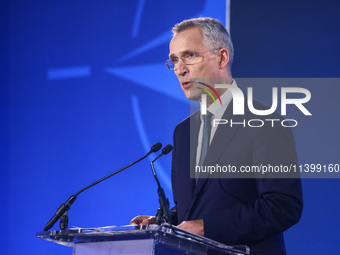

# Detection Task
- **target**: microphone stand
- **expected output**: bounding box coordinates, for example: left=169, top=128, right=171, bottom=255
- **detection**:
left=150, top=144, right=173, bottom=226
left=43, top=142, right=162, bottom=231
left=155, top=186, right=171, bottom=225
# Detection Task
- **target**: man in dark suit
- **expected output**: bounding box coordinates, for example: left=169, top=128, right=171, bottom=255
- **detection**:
left=131, top=17, right=303, bottom=254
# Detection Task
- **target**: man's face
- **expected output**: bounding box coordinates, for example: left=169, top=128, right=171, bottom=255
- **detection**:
left=169, top=27, right=221, bottom=101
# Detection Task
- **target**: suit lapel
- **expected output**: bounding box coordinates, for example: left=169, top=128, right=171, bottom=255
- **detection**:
left=190, top=111, right=200, bottom=178
left=177, top=110, right=199, bottom=220
left=188, top=101, right=243, bottom=218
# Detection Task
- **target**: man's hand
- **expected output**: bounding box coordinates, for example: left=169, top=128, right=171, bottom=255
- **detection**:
left=177, top=219, right=205, bottom=236
left=129, top=215, right=156, bottom=225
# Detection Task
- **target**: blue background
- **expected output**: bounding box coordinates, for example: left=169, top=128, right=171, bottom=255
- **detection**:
left=1, top=0, right=340, bottom=254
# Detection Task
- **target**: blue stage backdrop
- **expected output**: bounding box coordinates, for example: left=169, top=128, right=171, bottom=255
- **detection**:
left=1, top=0, right=340, bottom=254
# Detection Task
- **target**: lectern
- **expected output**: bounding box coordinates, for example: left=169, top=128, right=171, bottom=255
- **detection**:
left=37, top=225, right=250, bottom=255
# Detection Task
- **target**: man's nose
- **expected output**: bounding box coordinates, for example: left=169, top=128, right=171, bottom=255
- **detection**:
left=175, top=59, right=188, bottom=76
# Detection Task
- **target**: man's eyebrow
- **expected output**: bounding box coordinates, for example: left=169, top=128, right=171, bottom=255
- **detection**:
left=169, top=50, right=192, bottom=59
left=169, top=53, right=176, bottom=59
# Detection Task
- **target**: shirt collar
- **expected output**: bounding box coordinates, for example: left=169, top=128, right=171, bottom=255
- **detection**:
left=200, top=79, right=238, bottom=120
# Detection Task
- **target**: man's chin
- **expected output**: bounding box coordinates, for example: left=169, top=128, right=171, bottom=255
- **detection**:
left=182, top=89, right=202, bottom=101
left=183, top=92, right=197, bottom=100
left=185, top=94, right=200, bottom=101
left=188, top=94, right=202, bottom=101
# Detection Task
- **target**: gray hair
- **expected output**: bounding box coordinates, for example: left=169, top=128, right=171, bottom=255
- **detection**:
left=172, top=17, right=234, bottom=70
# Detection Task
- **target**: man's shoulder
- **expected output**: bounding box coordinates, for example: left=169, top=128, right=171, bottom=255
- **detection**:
left=175, top=110, right=200, bottom=130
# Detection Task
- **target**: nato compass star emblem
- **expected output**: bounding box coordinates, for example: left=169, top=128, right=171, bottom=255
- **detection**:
left=46, top=0, right=229, bottom=191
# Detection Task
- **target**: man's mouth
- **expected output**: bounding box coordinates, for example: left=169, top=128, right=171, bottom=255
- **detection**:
left=182, top=81, right=191, bottom=89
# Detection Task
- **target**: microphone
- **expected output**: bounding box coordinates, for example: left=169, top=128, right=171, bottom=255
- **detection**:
left=43, top=142, right=162, bottom=231
left=150, top=144, right=173, bottom=225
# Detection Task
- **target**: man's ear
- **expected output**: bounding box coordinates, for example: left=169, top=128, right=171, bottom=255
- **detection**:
left=217, top=48, right=230, bottom=69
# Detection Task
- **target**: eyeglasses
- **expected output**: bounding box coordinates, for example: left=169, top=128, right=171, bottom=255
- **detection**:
left=165, top=48, right=219, bottom=70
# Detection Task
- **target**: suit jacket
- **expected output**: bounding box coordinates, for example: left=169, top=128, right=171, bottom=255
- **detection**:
left=171, top=99, right=303, bottom=255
